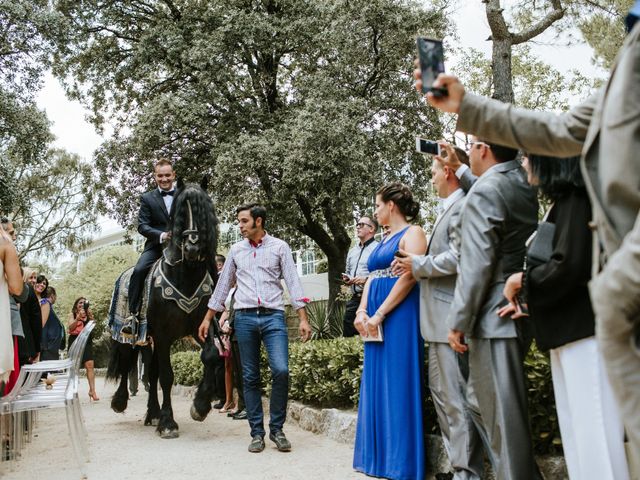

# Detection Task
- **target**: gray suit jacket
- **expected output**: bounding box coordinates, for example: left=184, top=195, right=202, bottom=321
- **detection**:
left=455, top=22, right=640, bottom=325
left=412, top=192, right=464, bottom=343
left=447, top=161, right=538, bottom=338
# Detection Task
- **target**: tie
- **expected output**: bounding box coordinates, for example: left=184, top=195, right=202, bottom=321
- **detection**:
left=160, top=190, right=175, bottom=197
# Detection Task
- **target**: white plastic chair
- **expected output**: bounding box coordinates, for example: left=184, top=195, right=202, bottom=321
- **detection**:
left=1, top=321, right=95, bottom=478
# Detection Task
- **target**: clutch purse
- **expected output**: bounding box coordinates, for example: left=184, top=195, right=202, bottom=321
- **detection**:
left=361, top=322, right=384, bottom=343
left=526, top=221, right=556, bottom=268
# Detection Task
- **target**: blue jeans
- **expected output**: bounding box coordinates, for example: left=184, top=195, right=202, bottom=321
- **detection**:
left=234, top=309, right=289, bottom=438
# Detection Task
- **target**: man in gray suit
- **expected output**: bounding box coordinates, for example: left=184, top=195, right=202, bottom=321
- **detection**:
left=393, top=146, right=483, bottom=480
left=417, top=12, right=640, bottom=468
left=446, top=138, right=540, bottom=480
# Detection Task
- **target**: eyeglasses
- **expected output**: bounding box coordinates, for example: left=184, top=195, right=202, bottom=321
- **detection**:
left=466, top=141, right=487, bottom=153
left=356, top=222, right=374, bottom=229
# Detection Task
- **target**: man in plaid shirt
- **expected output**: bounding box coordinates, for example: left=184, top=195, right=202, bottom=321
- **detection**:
left=199, top=203, right=311, bottom=453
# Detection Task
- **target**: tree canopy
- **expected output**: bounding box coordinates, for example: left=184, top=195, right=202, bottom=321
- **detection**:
left=50, top=0, right=450, bottom=308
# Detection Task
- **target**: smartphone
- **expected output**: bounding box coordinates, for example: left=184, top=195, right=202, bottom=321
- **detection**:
left=83, top=300, right=90, bottom=312
left=416, top=137, right=441, bottom=156
left=341, top=273, right=352, bottom=282
left=416, top=37, right=447, bottom=97
left=394, top=250, right=408, bottom=258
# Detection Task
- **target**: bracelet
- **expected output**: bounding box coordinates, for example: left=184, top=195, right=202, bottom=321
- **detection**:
left=373, top=310, right=386, bottom=320
left=356, top=308, right=367, bottom=315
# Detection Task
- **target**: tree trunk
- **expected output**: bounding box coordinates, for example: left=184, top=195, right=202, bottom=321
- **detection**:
left=325, top=250, right=348, bottom=327
left=491, top=37, right=514, bottom=103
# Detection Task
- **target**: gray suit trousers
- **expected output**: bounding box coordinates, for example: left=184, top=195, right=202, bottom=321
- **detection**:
left=429, top=343, right=483, bottom=480
left=466, top=338, right=542, bottom=480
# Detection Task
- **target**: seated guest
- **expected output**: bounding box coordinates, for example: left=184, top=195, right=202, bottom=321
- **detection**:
left=499, top=155, right=629, bottom=480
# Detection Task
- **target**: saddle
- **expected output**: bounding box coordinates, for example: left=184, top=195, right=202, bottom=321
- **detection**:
left=108, top=259, right=213, bottom=345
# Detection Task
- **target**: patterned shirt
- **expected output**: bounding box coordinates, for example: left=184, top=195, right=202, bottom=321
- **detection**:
left=207, top=233, right=307, bottom=312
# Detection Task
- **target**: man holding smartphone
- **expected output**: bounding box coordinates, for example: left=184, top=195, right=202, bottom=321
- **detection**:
left=392, top=146, right=483, bottom=479
left=342, top=216, right=379, bottom=337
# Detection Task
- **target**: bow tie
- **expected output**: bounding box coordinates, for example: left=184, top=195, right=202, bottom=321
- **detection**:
left=160, top=190, right=175, bottom=197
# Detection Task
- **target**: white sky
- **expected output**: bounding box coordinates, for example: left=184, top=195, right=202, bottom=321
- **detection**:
left=34, top=1, right=605, bottom=234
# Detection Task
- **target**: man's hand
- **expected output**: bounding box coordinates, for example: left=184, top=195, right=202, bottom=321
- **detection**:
left=448, top=329, right=468, bottom=353
left=413, top=66, right=465, bottom=114
left=351, top=276, right=367, bottom=286
left=497, top=302, right=529, bottom=320
left=436, top=142, right=463, bottom=172
left=198, top=317, right=211, bottom=342
left=391, top=249, right=414, bottom=276
left=503, top=272, right=524, bottom=304
left=298, top=319, right=312, bottom=342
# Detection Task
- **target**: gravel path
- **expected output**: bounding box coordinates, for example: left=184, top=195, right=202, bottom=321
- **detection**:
left=2, top=379, right=362, bottom=480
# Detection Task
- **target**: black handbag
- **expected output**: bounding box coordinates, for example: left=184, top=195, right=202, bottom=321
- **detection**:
left=526, top=221, right=556, bottom=268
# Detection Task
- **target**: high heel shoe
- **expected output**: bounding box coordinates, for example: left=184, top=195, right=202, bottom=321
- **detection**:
left=219, top=402, right=235, bottom=413
left=88, top=391, right=100, bottom=401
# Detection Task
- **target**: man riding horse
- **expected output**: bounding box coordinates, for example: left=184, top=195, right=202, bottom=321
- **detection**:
left=107, top=164, right=224, bottom=439
left=121, top=159, right=176, bottom=338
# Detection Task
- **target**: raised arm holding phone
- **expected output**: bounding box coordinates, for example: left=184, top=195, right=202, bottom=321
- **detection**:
left=415, top=10, right=640, bottom=468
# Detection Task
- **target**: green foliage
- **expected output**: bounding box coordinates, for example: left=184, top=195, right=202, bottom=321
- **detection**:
left=306, top=299, right=345, bottom=339
left=567, top=0, right=633, bottom=70
left=49, top=0, right=450, bottom=312
left=55, top=244, right=139, bottom=338
left=171, top=351, right=204, bottom=386
left=11, top=149, right=100, bottom=259
left=526, top=342, right=562, bottom=454
left=452, top=46, right=593, bottom=113
left=171, top=337, right=560, bottom=454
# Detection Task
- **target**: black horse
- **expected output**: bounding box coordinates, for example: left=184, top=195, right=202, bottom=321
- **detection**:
left=106, top=179, right=225, bottom=438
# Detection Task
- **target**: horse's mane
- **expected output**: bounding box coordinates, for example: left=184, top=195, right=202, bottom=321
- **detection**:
left=169, top=183, right=218, bottom=264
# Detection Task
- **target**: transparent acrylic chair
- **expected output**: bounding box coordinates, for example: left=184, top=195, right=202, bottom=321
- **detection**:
left=1, top=321, right=95, bottom=478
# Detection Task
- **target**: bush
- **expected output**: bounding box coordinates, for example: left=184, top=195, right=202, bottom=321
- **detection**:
left=171, top=337, right=561, bottom=454
left=171, top=351, right=203, bottom=386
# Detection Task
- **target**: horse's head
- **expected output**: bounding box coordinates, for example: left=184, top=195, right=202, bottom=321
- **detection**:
left=167, top=178, right=218, bottom=263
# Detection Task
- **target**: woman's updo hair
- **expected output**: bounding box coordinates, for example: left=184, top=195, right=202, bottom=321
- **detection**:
left=377, top=182, right=420, bottom=221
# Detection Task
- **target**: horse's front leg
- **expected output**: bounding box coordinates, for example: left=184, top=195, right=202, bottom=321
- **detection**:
left=156, top=342, right=179, bottom=439
left=144, top=344, right=160, bottom=426
left=191, top=334, right=223, bottom=422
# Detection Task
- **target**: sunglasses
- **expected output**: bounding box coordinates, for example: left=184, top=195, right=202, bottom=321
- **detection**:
left=356, top=222, right=374, bottom=229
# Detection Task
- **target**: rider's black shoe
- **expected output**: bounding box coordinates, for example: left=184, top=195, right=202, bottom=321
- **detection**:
left=121, top=314, right=137, bottom=336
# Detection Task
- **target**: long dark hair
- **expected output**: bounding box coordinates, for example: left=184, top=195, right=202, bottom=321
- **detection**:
left=528, top=155, right=584, bottom=201
left=169, top=182, right=219, bottom=263
left=377, top=182, right=420, bottom=221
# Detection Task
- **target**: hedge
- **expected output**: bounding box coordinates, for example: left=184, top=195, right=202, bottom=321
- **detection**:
left=170, top=337, right=561, bottom=455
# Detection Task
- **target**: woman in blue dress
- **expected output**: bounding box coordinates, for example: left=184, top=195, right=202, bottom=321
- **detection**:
left=353, top=182, right=428, bottom=480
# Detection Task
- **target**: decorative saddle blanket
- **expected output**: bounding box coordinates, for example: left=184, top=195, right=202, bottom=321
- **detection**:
left=108, top=259, right=214, bottom=345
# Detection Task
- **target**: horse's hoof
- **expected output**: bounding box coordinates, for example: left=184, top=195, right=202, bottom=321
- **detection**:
left=158, top=428, right=179, bottom=439
left=111, top=398, right=127, bottom=413
left=190, top=404, right=207, bottom=422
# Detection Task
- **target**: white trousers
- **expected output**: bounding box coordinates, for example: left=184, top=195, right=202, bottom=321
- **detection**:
left=550, top=336, right=629, bottom=480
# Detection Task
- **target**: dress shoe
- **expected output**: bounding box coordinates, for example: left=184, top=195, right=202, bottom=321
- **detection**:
left=248, top=435, right=265, bottom=453
left=232, top=410, right=247, bottom=420
left=435, top=473, right=454, bottom=480
left=213, top=400, right=224, bottom=409
left=269, top=430, right=291, bottom=452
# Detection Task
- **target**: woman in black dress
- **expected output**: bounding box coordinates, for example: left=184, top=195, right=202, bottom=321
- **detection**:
left=68, top=297, right=99, bottom=401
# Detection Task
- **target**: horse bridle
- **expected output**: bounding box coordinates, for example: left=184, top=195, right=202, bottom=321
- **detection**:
left=172, top=200, right=203, bottom=263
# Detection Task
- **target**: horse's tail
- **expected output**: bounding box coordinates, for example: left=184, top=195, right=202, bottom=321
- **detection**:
left=106, top=339, right=137, bottom=382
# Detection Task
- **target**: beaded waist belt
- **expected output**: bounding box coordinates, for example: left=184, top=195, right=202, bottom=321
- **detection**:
left=369, top=267, right=400, bottom=279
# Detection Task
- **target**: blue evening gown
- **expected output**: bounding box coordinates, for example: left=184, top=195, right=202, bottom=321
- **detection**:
left=353, top=226, right=425, bottom=480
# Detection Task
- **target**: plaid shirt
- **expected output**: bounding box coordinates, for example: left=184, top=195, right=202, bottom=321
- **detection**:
left=208, top=233, right=307, bottom=312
